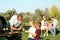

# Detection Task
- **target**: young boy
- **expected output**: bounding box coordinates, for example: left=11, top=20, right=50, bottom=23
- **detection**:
left=33, top=22, right=41, bottom=40
left=50, top=17, right=58, bottom=36
left=25, top=20, right=36, bottom=40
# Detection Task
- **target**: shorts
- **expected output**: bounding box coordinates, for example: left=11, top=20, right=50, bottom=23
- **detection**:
left=28, top=38, right=34, bottom=40
left=41, top=26, right=47, bottom=30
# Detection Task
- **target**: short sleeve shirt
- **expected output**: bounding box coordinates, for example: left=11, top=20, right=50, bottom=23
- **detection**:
left=9, top=15, right=22, bottom=27
left=53, top=19, right=58, bottom=27
left=41, top=20, right=47, bottom=26
left=29, top=27, right=36, bottom=39
left=34, top=29, right=41, bottom=40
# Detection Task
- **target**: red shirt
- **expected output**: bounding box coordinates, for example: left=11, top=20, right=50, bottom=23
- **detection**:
left=34, top=28, right=41, bottom=40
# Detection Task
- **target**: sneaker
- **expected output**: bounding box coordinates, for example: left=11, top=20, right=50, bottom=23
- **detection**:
left=46, top=34, right=48, bottom=36
left=44, top=33, right=46, bottom=36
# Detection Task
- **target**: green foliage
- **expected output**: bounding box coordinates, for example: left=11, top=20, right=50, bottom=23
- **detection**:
left=0, top=9, right=17, bottom=21
left=0, top=5, right=60, bottom=25
left=49, top=5, right=60, bottom=20
left=0, top=5, right=60, bottom=40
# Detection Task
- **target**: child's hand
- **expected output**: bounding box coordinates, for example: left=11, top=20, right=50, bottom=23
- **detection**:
left=32, top=33, right=37, bottom=37
left=25, top=31, right=29, bottom=33
left=21, top=28, right=25, bottom=32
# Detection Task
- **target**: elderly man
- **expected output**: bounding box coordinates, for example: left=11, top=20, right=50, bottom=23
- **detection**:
left=7, top=14, right=25, bottom=40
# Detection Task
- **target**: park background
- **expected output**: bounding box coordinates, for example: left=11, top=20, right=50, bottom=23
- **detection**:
left=0, top=0, right=60, bottom=40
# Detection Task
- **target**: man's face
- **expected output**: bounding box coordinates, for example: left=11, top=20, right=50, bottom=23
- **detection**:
left=18, top=16, right=23, bottom=21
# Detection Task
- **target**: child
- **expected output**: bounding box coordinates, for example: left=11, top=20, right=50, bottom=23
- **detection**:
left=25, top=20, right=36, bottom=40
left=41, top=16, right=48, bottom=36
left=47, top=23, right=53, bottom=30
left=33, top=22, right=41, bottom=40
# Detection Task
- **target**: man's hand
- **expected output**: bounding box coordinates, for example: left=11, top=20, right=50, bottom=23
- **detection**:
left=11, top=25, right=19, bottom=31
left=19, top=24, right=25, bottom=31
left=20, top=23, right=24, bottom=27
left=17, top=28, right=21, bottom=30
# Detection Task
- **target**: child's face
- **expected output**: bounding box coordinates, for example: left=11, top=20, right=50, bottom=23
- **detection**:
left=51, top=18, right=54, bottom=21
left=30, top=21, right=34, bottom=26
left=43, top=18, right=46, bottom=21
left=36, top=23, right=40, bottom=28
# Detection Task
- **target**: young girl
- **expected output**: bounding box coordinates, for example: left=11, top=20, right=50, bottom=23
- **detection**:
left=41, top=16, right=48, bottom=36
left=32, top=22, right=41, bottom=40
left=25, top=20, right=36, bottom=40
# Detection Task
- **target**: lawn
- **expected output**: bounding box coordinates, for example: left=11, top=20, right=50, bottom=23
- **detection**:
left=22, top=29, right=60, bottom=40
left=0, top=26, right=60, bottom=40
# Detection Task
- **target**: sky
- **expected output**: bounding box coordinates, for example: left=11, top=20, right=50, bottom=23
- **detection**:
left=0, top=0, right=60, bottom=13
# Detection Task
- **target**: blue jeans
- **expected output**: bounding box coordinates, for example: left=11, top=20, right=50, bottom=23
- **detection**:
left=7, top=22, right=11, bottom=32
left=28, top=38, right=34, bottom=40
left=49, top=27, right=57, bottom=36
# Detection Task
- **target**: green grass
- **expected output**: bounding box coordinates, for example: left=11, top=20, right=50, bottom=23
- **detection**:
left=22, top=29, right=60, bottom=40
left=0, top=26, right=60, bottom=40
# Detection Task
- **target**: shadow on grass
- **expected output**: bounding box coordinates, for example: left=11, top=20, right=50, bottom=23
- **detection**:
left=48, top=29, right=60, bottom=35
left=46, top=39, right=51, bottom=40
left=24, top=26, right=30, bottom=30
left=40, top=37, right=44, bottom=40
left=57, top=29, right=60, bottom=34
left=0, top=37, right=7, bottom=40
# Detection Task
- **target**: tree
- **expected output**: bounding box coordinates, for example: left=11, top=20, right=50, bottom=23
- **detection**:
left=35, top=9, right=43, bottom=17
left=49, top=5, right=58, bottom=18
left=49, top=5, right=60, bottom=20
left=44, top=8, right=50, bottom=20
left=3, top=9, right=17, bottom=21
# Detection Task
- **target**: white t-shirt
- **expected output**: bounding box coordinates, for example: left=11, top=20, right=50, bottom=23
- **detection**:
left=9, top=15, right=22, bottom=27
left=53, top=19, right=58, bottom=27
left=29, top=27, right=36, bottom=39
left=41, top=20, right=48, bottom=30
left=41, top=20, right=47, bottom=27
